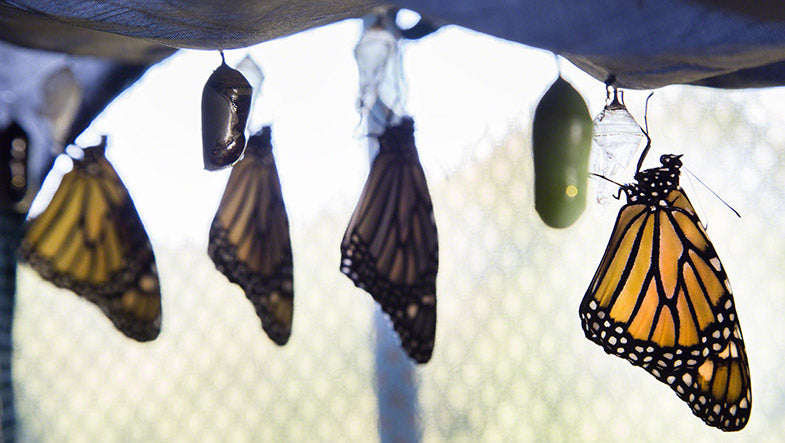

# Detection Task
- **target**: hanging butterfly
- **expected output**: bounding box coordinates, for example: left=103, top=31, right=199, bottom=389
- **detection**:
left=579, top=124, right=750, bottom=430
left=202, top=52, right=252, bottom=171
left=340, top=116, right=438, bottom=364
left=18, top=136, right=161, bottom=341
left=208, top=126, right=293, bottom=345
left=0, top=121, right=29, bottom=208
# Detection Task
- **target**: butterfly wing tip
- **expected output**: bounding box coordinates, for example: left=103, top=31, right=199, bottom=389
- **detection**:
left=266, top=330, right=291, bottom=346
left=412, top=352, right=433, bottom=364
left=125, top=327, right=161, bottom=342
left=702, top=414, right=750, bottom=432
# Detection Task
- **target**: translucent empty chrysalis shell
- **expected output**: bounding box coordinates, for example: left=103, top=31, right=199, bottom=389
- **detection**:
left=590, top=89, right=645, bottom=203
left=40, top=66, right=83, bottom=148
left=237, top=55, right=265, bottom=94
left=202, top=58, right=252, bottom=171
left=354, top=24, right=399, bottom=116
left=236, top=55, right=265, bottom=108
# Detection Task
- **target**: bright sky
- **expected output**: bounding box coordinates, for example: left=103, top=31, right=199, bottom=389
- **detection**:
left=35, top=16, right=634, bottom=247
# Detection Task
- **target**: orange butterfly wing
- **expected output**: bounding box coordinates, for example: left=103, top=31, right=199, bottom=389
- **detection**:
left=341, top=118, right=438, bottom=364
left=19, top=139, right=161, bottom=341
left=209, top=126, right=294, bottom=345
left=580, top=155, right=750, bottom=431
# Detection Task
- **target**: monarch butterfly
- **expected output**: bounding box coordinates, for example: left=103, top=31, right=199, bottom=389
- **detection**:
left=202, top=53, right=252, bottom=171
left=340, top=117, right=438, bottom=364
left=208, top=126, right=293, bottom=345
left=19, top=136, right=161, bottom=341
left=580, top=153, right=750, bottom=431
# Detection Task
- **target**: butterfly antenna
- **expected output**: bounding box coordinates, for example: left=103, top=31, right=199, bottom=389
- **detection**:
left=589, top=172, right=623, bottom=188
left=635, top=92, right=655, bottom=173
left=684, top=166, right=741, bottom=218
left=590, top=172, right=628, bottom=200
left=683, top=168, right=710, bottom=230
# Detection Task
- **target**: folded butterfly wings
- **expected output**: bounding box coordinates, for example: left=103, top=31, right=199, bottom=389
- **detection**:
left=581, top=193, right=738, bottom=368
left=341, top=118, right=438, bottom=364
left=650, top=324, right=751, bottom=431
left=208, top=126, right=294, bottom=345
left=19, top=139, right=161, bottom=342
left=580, top=155, right=750, bottom=431
left=208, top=118, right=437, bottom=356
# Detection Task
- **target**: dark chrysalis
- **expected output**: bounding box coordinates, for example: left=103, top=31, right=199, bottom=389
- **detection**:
left=19, top=136, right=162, bottom=341
left=532, top=77, right=593, bottom=228
left=202, top=53, right=252, bottom=171
left=208, top=126, right=294, bottom=345
left=341, top=117, right=438, bottom=364
left=0, top=121, right=28, bottom=207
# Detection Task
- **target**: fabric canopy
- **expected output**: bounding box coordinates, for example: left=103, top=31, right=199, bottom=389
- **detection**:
left=4, top=1, right=785, bottom=88
left=4, top=0, right=785, bottom=192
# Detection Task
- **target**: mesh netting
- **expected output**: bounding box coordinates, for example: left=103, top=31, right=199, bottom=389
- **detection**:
left=9, top=60, right=785, bottom=442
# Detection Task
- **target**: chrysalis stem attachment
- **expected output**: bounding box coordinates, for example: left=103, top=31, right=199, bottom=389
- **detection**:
left=385, top=7, right=440, bottom=39
left=684, top=167, right=741, bottom=218
left=604, top=74, right=616, bottom=90
left=219, top=50, right=226, bottom=64
left=610, top=89, right=623, bottom=108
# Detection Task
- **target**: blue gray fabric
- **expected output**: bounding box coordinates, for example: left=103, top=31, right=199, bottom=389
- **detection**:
left=4, top=1, right=785, bottom=88
left=394, top=1, right=785, bottom=88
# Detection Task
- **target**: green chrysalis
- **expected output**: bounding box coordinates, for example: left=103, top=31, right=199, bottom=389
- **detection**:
left=532, top=77, right=593, bottom=228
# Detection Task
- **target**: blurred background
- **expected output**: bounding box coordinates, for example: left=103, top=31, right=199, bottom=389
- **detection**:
left=12, top=17, right=785, bottom=442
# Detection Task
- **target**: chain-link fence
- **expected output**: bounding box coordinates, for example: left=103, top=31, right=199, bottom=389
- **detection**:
left=10, top=43, right=785, bottom=442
